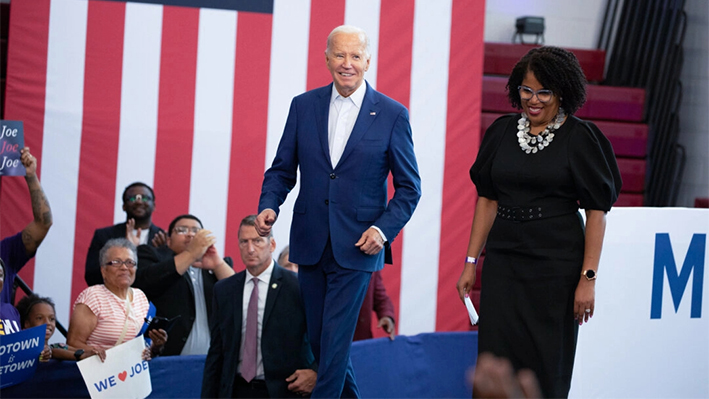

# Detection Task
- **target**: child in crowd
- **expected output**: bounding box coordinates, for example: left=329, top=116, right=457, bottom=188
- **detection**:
left=16, top=294, right=98, bottom=361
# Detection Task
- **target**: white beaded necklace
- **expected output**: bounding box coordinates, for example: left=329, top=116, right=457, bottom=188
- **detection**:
left=517, top=108, right=565, bottom=154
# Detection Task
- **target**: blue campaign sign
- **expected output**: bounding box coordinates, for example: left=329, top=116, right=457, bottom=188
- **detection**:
left=0, top=325, right=46, bottom=388
left=0, top=120, right=26, bottom=176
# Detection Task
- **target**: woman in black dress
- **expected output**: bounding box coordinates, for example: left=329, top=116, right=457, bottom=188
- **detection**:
left=456, top=47, right=622, bottom=398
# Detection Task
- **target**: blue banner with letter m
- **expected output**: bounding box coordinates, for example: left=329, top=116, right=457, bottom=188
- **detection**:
left=651, top=233, right=706, bottom=319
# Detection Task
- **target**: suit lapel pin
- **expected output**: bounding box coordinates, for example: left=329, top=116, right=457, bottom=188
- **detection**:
left=272, top=283, right=278, bottom=289
left=370, top=111, right=376, bottom=115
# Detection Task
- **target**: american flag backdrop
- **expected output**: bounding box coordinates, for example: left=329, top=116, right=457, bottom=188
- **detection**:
left=1, top=0, right=484, bottom=338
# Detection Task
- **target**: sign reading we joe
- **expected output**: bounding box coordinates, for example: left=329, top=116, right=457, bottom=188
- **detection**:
left=0, top=120, right=26, bottom=176
left=77, top=338, right=152, bottom=399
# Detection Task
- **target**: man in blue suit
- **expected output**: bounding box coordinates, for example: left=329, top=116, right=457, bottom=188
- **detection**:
left=256, top=25, right=421, bottom=398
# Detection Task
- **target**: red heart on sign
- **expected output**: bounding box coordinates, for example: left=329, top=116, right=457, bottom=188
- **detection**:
left=118, top=371, right=128, bottom=381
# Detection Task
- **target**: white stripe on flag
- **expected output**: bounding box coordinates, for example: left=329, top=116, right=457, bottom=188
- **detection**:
left=344, top=0, right=380, bottom=90
left=114, top=2, right=163, bottom=223
left=189, top=8, right=237, bottom=255
left=266, top=0, right=311, bottom=253
left=5, top=0, right=485, bottom=338
left=399, top=0, right=452, bottom=335
left=34, top=0, right=89, bottom=327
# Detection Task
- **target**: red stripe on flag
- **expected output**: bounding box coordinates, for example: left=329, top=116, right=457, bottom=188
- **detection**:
left=152, top=5, right=200, bottom=229
left=70, top=1, right=126, bottom=303
left=0, top=0, right=51, bottom=294
left=224, top=12, right=273, bottom=262
left=436, top=0, right=485, bottom=332
left=305, top=0, right=344, bottom=91
left=375, top=0, right=415, bottom=338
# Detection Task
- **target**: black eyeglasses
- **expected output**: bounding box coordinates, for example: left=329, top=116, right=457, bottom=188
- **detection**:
left=518, top=86, right=554, bottom=103
left=126, top=194, right=153, bottom=203
left=104, top=259, right=137, bottom=268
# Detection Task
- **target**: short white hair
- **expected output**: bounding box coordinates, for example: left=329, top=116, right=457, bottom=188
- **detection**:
left=99, top=238, right=137, bottom=267
left=325, top=25, right=371, bottom=59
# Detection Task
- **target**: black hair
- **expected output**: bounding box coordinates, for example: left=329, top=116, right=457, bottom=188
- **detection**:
left=122, top=182, right=156, bottom=203
left=16, top=294, right=56, bottom=328
left=506, top=46, right=587, bottom=115
left=168, top=214, right=204, bottom=235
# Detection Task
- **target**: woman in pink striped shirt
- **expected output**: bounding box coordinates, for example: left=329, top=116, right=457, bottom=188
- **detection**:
left=67, top=238, right=166, bottom=360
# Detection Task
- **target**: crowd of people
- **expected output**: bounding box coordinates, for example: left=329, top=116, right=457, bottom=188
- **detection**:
left=0, top=163, right=398, bottom=394
left=0, top=24, right=621, bottom=399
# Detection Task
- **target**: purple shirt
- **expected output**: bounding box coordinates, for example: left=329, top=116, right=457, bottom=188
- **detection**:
left=1, top=232, right=31, bottom=304
left=0, top=302, right=21, bottom=335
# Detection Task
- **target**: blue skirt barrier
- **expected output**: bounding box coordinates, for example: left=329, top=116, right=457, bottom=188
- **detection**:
left=2, top=331, right=477, bottom=398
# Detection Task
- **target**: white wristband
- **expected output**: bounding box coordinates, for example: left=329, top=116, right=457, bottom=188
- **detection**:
left=465, top=256, right=478, bottom=264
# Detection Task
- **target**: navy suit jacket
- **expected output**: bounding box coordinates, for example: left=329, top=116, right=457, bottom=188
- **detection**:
left=201, top=264, right=315, bottom=398
left=259, top=82, right=421, bottom=271
left=84, top=222, right=163, bottom=286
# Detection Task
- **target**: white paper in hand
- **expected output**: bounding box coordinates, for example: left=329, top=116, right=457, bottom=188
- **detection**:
left=464, top=295, right=479, bottom=325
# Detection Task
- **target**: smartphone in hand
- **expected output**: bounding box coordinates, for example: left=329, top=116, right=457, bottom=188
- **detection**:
left=145, top=315, right=180, bottom=334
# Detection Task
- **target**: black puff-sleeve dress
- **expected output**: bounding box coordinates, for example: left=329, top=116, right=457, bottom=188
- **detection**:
left=470, top=114, right=622, bottom=398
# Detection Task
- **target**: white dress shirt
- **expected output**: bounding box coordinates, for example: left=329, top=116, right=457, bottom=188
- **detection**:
left=238, top=260, right=275, bottom=380
left=180, top=265, right=211, bottom=355
left=328, top=83, right=366, bottom=168
left=131, top=229, right=150, bottom=245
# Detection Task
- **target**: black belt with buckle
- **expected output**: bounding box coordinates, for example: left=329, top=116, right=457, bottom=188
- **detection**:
left=496, top=203, right=578, bottom=222
left=237, top=376, right=267, bottom=390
